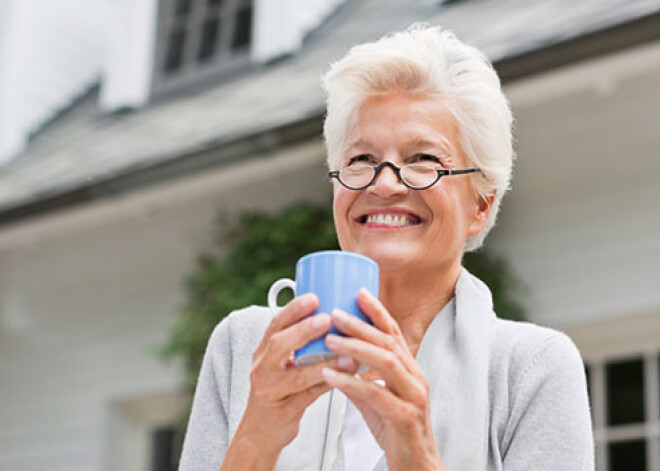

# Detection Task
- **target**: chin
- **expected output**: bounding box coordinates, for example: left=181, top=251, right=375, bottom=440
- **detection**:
left=352, top=243, right=420, bottom=272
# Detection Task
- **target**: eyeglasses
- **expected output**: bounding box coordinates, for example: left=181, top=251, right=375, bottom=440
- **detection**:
left=328, top=161, right=481, bottom=190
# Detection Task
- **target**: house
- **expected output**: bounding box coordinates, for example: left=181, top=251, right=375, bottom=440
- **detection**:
left=0, top=0, right=659, bottom=469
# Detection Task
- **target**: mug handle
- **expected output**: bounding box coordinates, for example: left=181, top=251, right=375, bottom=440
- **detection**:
left=267, top=278, right=296, bottom=316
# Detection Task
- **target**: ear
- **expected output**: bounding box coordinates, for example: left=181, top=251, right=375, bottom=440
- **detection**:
left=466, top=190, right=496, bottom=236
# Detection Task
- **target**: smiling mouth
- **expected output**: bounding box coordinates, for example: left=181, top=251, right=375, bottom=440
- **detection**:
left=357, top=213, right=422, bottom=228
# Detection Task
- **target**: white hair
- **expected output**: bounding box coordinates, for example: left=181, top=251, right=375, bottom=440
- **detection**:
left=322, top=24, right=514, bottom=252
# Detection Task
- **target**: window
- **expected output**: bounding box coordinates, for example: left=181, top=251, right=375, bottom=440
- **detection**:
left=586, top=354, right=660, bottom=470
left=231, top=2, right=252, bottom=50
left=109, top=391, right=188, bottom=471
left=608, top=440, right=647, bottom=471
left=198, top=17, right=220, bottom=62
left=153, top=0, right=254, bottom=94
left=606, top=358, right=645, bottom=426
left=164, top=29, right=186, bottom=72
left=151, top=425, right=184, bottom=471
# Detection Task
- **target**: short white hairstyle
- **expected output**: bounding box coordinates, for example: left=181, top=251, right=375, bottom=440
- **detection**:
left=322, top=24, right=514, bottom=252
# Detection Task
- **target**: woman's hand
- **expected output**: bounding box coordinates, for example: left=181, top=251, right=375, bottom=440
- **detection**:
left=225, top=294, right=358, bottom=470
left=322, top=289, right=447, bottom=471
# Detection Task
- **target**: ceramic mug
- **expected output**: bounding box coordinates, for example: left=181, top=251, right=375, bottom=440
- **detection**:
left=267, top=250, right=379, bottom=366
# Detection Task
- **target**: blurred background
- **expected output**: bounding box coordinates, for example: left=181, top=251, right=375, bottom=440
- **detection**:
left=0, top=0, right=659, bottom=470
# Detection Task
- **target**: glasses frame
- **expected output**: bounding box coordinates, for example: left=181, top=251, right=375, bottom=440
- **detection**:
left=328, top=161, right=481, bottom=190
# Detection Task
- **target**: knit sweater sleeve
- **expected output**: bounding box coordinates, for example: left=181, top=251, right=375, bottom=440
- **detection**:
left=501, top=333, right=595, bottom=470
left=179, top=318, right=233, bottom=471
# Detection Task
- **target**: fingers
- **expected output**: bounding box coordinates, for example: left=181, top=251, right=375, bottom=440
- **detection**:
left=277, top=356, right=351, bottom=398
left=357, top=288, right=402, bottom=337
left=325, top=333, right=417, bottom=399
left=331, top=308, right=398, bottom=351
left=269, top=293, right=319, bottom=335
left=322, top=367, right=411, bottom=421
left=255, top=293, right=319, bottom=363
left=290, top=381, right=333, bottom=411
left=331, top=308, right=418, bottom=376
left=265, top=313, right=332, bottom=369
left=336, top=355, right=360, bottom=374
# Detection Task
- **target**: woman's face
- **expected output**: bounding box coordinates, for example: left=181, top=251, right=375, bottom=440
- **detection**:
left=332, top=93, right=492, bottom=274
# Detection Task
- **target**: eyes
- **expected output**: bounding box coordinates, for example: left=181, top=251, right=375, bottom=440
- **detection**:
left=347, top=153, right=446, bottom=166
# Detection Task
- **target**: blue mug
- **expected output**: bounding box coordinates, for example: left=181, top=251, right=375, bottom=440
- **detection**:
left=267, top=250, right=379, bottom=366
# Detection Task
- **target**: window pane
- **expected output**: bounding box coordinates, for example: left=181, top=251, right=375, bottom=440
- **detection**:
left=231, top=5, right=252, bottom=50
left=198, top=18, right=220, bottom=62
left=151, top=426, right=182, bottom=471
left=607, top=358, right=645, bottom=425
left=608, top=439, right=647, bottom=471
left=175, top=0, right=192, bottom=17
left=164, top=30, right=186, bottom=73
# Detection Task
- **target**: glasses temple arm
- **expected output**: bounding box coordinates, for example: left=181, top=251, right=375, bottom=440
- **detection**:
left=446, top=168, right=481, bottom=176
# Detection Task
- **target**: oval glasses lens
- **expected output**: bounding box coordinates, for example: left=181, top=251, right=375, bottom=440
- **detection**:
left=340, top=165, right=374, bottom=188
left=401, top=164, right=438, bottom=188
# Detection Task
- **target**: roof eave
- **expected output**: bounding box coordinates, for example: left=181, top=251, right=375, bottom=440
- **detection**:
left=1, top=11, right=659, bottom=229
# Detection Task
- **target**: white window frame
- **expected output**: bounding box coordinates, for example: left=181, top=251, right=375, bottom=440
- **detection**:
left=568, top=310, right=660, bottom=471
left=587, top=354, right=660, bottom=470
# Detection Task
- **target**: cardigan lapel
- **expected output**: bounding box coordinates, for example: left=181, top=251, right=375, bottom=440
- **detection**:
left=415, top=267, right=495, bottom=470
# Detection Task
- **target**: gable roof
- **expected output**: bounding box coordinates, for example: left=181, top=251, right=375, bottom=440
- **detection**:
left=1, top=0, right=659, bottom=226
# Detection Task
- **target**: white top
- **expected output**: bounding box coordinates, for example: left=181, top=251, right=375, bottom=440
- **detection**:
left=342, top=398, right=384, bottom=471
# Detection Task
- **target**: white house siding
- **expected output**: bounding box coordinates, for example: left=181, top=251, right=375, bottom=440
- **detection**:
left=490, top=41, right=660, bottom=332
left=0, top=141, right=330, bottom=470
left=100, top=0, right=159, bottom=112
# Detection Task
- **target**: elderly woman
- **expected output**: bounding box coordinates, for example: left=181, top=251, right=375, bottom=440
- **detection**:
left=179, top=26, right=593, bottom=470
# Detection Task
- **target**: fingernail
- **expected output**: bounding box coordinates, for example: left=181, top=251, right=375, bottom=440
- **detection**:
left=326, top=334, right=341, bottom=347
left=322, top=367, right=337, bottom=380
left=301, top=294, right=315, bottom=308
left=332, top=309, right=348, bottom=322
left=312, top=314, right=328, bottom=328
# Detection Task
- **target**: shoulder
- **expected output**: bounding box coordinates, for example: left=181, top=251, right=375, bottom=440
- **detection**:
left=488, top=318, right=589, bottom=425
left=207, top=305, right=272, bottom=360
left=489, top=320, right=594, bottom=466
left=490, top=318, right=584, bottom=385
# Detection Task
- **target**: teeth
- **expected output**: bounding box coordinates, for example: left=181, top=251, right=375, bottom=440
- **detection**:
left=365, top=214, right=417, bottom=226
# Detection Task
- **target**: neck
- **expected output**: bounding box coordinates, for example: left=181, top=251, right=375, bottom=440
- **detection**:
left=378, top=259, right=461, bottom=357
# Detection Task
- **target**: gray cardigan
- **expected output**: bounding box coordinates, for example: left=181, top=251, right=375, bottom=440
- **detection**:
left=179, top=268, right=594, bottom=470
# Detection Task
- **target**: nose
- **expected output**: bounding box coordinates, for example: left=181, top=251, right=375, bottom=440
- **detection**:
left=367, top=162, right=408, bottom=198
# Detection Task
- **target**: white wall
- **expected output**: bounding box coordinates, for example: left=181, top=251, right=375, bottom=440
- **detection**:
left=491, top=41, right=660, bottom=330
left=0, top=0, right=108, bottom=165
left=0, top=2, right=12, bottom=69
left=99, top=0, right=158, bottom=111
left=0, top=141, right=330, bottom=470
